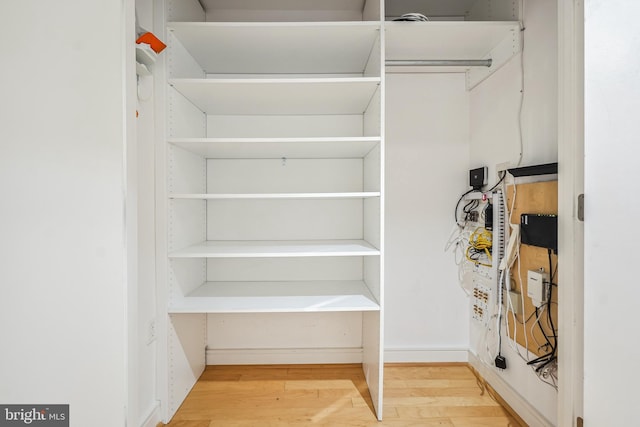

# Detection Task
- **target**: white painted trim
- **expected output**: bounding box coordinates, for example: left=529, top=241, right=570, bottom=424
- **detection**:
left=557, top=1, right=584, bottom=426
left=140, top=403, right=161, bottom=427
left=468, top=351, right=553, bottom=427
left=206, top=347, right=363, bottom=365
left=153, top=0, right=171, bottom=422
left=384, top=348, right=469, bottom=363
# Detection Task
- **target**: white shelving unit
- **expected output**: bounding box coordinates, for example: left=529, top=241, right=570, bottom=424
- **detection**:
left=158, top=0, right=384, bottom=422
left=157, top=0, right=522, bottom=423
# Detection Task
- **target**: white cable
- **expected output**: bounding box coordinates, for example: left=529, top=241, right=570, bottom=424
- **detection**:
left=505, top=175, right=523, bottom=321
left=503, top=175, right=533, bottom=362
left=445, top=224, right=474, bottom=296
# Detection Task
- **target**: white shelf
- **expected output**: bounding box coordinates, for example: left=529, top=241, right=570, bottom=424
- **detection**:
left=199, top=0, right=370, bottom=22
left=168, top=22, right=380, bottom=74
left=169, top=280, right=380, bottom=313
left=170, top=192, right=380, bottom=199
left=169, top=239, right=380, bottom=258
left=169, top=78, right=381, bottom=115
left=169, top=137, right=380, bottom=159
left=386, top=21, right=519, bottom=62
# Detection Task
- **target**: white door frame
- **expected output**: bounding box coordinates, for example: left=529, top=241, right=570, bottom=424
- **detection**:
left=557, top=1, right=584, bottom=426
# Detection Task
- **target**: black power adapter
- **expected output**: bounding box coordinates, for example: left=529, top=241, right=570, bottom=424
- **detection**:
left=469, top=166, right=488, bottom=190
left=495, top=355, right=507, bottom=370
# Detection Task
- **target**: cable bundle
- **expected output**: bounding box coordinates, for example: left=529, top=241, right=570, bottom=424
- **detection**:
left=392, top=13, right=430, bottom=21
left=466, top=227, right=493, bottom=267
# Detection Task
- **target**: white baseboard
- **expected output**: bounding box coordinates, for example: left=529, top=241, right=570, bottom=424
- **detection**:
left=206, top=347, right=363, bottom=365
left=140, top=402, right=161, bottom=427
left=206, top=347, right=470, bottom=365
left=468, top=351, right=554, bottom=427
left=384, top=348, right=469, bottom=363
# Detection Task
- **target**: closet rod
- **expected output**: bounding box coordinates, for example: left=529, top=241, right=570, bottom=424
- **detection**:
left=385, top=59, right=492, bottom=67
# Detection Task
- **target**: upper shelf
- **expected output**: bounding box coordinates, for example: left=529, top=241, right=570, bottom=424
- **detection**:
left=385, top=21, right=521, bottom=88
left=169, top=78, right=380, bottom=115
left=169, top=137, right=381, bottom=159
left=385, top=0, right=476, bottom=19
left=168, top=22, right=380, bottom=74
left=199, top=0, right=373, bottom=22
left=386, top=21, right=519, bottom=61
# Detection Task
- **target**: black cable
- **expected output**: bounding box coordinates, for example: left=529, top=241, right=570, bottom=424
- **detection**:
left=546, top=249, right=558, bottom=353
left=454, top=188, right=477, bottom=226
left=454, top=170, right=506, bottom=227
left=548, top=248, right=558, bottom=284
left=513, top=309, right=538, bottom=325
left=534, top=355, right=556, bottom=372
left=527, top=307, right=555, bottom=366
left=526, top=251, right=559, bottom=373
left=486, top=170, right=507, bottom=193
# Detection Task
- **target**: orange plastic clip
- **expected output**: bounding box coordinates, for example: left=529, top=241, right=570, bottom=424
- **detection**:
left=136, top=32, right=167, bottom=54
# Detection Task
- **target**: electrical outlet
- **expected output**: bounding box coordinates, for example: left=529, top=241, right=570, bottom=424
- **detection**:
left=147, top=319, right=156, bottom=344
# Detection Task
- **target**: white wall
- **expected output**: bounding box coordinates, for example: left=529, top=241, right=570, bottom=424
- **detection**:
left=468, top=0, right=558, bottom=425
left=584, top=1, right=640, bottom=425
left=385, top=73, right=470, bottom=362
left=0, top=2, right=131, bottom=426
left=470, top=0, right=558, bottom=180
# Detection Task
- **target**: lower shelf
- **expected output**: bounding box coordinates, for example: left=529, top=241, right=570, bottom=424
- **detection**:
left=168, top=280, right=380, bottom=313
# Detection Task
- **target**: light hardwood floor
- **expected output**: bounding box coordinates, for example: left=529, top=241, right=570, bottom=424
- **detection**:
left=162, top=364, right=523, bottom=426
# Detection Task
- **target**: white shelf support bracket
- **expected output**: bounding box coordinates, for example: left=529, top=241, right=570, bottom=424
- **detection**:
left=466, top=27, right=522, bottom=90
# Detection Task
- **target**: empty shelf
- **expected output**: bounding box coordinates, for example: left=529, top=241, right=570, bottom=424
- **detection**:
left=169, top=280, right=380, bottom=313
left=168, top=22, right=380, bottom=74
left=169, top=192, right=381, bottom=199
left=169, top=78, right=380, bottom=115
left=198, top=0, right=371, bottom=22
left=386, top=21, right=520, bottom=62
left=168, top=137, right=381, bottom=159
left=169, top=240, right=380, bottom=258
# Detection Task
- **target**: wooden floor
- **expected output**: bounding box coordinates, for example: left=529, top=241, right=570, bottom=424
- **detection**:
left=163, top=364, right=523, bottom=427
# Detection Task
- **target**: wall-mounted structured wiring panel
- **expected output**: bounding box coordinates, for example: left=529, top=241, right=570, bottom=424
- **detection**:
left=464, top=191, right=505, bottom=333
left=157, top=0, right=384, bottom=422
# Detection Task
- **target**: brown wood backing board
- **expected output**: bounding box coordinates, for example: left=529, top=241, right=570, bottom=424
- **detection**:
left=505, top=180, right=558, bottom=357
